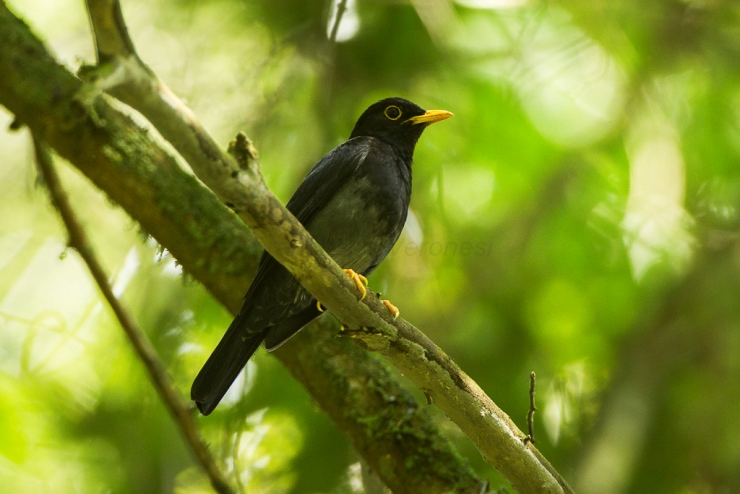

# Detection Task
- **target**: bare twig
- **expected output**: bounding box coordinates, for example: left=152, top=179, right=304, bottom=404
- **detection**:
left=524, top=371, right=537, bottom=445
left=32, top=137, right=235, bottom=494
left=328, top=0, right=349, bottom=44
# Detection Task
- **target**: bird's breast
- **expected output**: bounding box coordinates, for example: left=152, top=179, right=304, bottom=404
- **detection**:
left=306, top=156, right=410, bottom=275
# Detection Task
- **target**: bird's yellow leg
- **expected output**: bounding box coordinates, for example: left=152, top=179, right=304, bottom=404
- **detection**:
left=317, top=300, right=325, bottom=312
left=382, top=299, right=400, bottom=320
left=343, top=268, right=368, bottom=300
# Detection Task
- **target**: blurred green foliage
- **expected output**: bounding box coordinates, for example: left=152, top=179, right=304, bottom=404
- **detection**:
left=2, top=0, right=740, bottom=492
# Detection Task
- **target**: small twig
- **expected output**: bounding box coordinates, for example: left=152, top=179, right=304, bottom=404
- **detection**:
left=227, top=132, right=260, bottom=173
left=328, top=0, right=349, bottom=44
left=524, top=371, right=537, bottom=445
left=32, top=136, right=235, bottom=494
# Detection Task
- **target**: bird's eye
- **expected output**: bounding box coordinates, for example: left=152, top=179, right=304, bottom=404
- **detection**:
left=384, top=105, right=402, bottom=120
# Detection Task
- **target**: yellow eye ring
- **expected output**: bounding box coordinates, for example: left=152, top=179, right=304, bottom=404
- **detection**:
left=384, top=105, right=402, bottom=120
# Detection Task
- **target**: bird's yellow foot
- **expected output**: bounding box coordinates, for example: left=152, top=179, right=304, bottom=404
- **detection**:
left=317, top=300, right=325, bottom=312
left=344, top=268, right=368, bottom=300
left=382, top=299, right=400, bottom=320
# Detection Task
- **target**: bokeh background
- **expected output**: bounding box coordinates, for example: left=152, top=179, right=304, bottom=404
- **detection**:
left=2, top=0, right=740, bottom=492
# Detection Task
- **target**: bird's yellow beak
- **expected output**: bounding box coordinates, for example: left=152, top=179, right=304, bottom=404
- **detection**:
left=407, top=109, right=454, bottom=125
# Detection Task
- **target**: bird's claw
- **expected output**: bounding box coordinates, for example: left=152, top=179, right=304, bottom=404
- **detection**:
left=382, top=299, right=400, bottom=320
left=344, top=268, right=368, bottom=300
left=317, top=300, right=325, bottom=312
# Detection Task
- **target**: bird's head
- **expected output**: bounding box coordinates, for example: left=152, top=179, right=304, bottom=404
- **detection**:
left=349, top=97, right=453, bottom=156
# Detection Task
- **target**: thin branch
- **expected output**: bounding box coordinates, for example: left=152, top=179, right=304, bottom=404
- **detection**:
left=524, top=371, right=537, bottom=445
left=328, top=0, right=349, bottom=44
left=32, top=137, right=235, bottom=494
left=78, top=2, right=572, bottom=492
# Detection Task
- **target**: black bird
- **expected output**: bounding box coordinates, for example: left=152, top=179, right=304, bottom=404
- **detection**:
left=192, top=97, right=453, bottom=415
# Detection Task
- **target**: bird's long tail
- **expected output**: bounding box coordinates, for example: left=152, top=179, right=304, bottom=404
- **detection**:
left=191, top=315, right=268, bottom=415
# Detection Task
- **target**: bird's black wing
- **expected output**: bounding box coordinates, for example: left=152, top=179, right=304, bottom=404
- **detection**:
left=286, top=136, right=371, bottom=223
left=238, top=136, right=372, bottom=305
left=191, top=138, right=372, bottom=414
